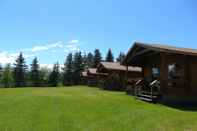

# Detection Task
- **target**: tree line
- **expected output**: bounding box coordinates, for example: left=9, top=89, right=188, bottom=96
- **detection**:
left=0, top=49, right=125, bottom=88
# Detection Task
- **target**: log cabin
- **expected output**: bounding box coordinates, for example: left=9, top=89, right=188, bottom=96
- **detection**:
left=81, top=68, right=107, bottom=86
left=122, top=42, right=197, bottom=103
left=97, top=62, right=142, bottom=91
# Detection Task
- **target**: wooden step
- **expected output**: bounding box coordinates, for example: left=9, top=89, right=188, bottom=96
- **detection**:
left=140, top=91, right=160, bottom=96
left=137, top=94, right=158, bottom=99
left=136, top=96, right=153, bottom=102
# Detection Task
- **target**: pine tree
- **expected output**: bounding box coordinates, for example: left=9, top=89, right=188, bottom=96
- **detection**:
left=93, top=49, right=102, bottom=68
left=73, top=52, right=83, bottom=84
left=116, top=52, right=125, bottom=63
left=86, top=52, right=94, bottom=68
left=48, top=62, right=60, bottom=87
left=63, top=53, right=73, bottom=85
left=1, top=64, right=14, bottom=88
left=0, top=64, right=3, bottom=84
left=105, top=49, right=114, bottom=62
left=30, top=57, right=41, bottom=87
left=13, top=52, right=27, bottom=87
left=82, top=53, right=87, bottom=69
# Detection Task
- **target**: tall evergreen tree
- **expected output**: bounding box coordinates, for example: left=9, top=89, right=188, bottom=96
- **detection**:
left=116, top=52, right=125, bottom=63
left=73, top=52, right=83, bottom=84
left=63, top=53, right=73, bottom=85
left=13, top=52, right=27, bottom=87
left=105, top=49, right=114, bottom=62
left=0, top=64, right=3, bottom=84
left=93, top=49, right=102, bottom=68
left=1, top=64, right=14, bottom=88
left=48, top=62, right=60, bottom=87
left=82, top=53, right=87, bottom=69
left=30, top=57, right=41, bottom=87
left=86, top=52, right=94, bottom=68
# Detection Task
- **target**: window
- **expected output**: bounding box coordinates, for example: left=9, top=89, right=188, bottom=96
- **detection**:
left=152, top=67, right=160, bottom=79
left=168, top=63, right=181, bottom=79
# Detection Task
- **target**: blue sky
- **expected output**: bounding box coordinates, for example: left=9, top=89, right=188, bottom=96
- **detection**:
left=0, top=0, right=196, bottom=67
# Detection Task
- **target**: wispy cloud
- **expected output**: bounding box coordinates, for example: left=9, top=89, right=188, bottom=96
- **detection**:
left=40, top=64, right=64, bottom=70
left=0, top=39, right=83, bottom=65
left=0, top=52, right=33, bottom=65
left=29, top=41, right=64, bottom=52
left=69, top=40, right=79, bottom=44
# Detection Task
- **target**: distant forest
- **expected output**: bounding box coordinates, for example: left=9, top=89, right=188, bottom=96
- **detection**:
left=0, top=49, right=125, bottom=88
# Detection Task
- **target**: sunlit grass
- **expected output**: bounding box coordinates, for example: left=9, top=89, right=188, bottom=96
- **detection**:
left=0, top=86, right=197, bottom=131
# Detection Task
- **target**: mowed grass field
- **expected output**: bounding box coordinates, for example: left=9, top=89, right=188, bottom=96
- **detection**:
left=1, top=86, right=197, bottom=131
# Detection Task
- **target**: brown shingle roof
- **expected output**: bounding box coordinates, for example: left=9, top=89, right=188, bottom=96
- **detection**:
left=87, top=68, right=97, bottom=74
left=100, top=62, right=142, bottom=72
left=135, top=42, right=197, bottom=56
left=81, top=71, right=88, bottom=77
left=123, top=42, right=197, bottom=65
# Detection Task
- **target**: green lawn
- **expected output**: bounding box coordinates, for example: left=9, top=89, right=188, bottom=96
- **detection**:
left=0, top=86, right=197, bottom=131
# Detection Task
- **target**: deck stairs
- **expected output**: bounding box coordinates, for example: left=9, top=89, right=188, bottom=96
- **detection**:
left=135, top=79, right=161, bottom=102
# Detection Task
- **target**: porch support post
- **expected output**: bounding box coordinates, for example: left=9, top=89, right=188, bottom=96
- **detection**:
left=125, top=65, right=129, bottom=89
left=184, top=55, right=191, bottom=93
left=160, top=53, right=168, bottom=94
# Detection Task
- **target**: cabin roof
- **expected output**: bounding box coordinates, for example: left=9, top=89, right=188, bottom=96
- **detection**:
left=87, top=68, right=97, bottom=74
left=81, top=71, right=88, bottom=77
left=83, top=68, right=108, bottom=77
left=123, top=42, right=197, bottom=65
left=99, top=62, right=142, bottom=72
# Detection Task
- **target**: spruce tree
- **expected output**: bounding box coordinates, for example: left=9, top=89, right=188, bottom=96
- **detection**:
left=73, top=52, right=83, bottom=84
left=105, top=48, right=114, bottom=62
left=86, top=52, right=94, bottom=68
left=93, top=49, right=102, bottom=68
left=30, top=57, right=41, bottom=87
left=116, top=52, right=125, bottom=63
left=13, top=52, right=27, bottom=87
left=1, top=64, right=14, bottom=88
left=48, top=62, right=60, bottom=87
left=0, top=64, right=3, bottom=84
left=63, top=53, right=73, bottom=85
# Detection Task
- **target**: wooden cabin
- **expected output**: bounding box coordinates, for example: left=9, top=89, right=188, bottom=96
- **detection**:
left=122, top=42, right=197, bottom=103
left=81, top=68, right=107, bottom=86
left=97, top=62, right=142, bottom=91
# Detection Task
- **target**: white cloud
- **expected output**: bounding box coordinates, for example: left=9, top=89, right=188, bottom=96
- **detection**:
left=31, top=41, right=64, bottom=52
left=40, top=64, right=64, bottom=71
left=40, top=64, right=54, bottom=69
left=0, top=39, right=83, bottom=65
left=69, top=40, right=79, bottom=44
left=0, top=52, right=17, bottom=64
left=0, top=51, right=35, bottom=65
left=64, top=40, right=81, bottom=53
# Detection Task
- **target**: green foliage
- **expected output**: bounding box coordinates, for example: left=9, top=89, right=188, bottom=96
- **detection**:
left=40, top=67, right=51, bottom=86
left=1, top=64, right=14, bottom=88
left=86, top=52, right=94, bottom=68
left=0, top=64, right=2, bottom=79
left=13, top=52, right=27, bottom=87
left=93, top=49, right=102, bottom=68
left=30, top=57, right=41, bottom=87
left=116, top=52, right=125, bottom=63
left=48, top=62, right=60, bottom=87
left=105, top=48, right=114, bottom=62
left=63, top=53, right=73, bottom=85
left=0, top=64, right=3, bottom=86
left=72, top=52, right=84, bottom=84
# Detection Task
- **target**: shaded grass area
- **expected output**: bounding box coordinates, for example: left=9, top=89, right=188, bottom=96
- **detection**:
left=0, top=86, right=197, bottom=131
